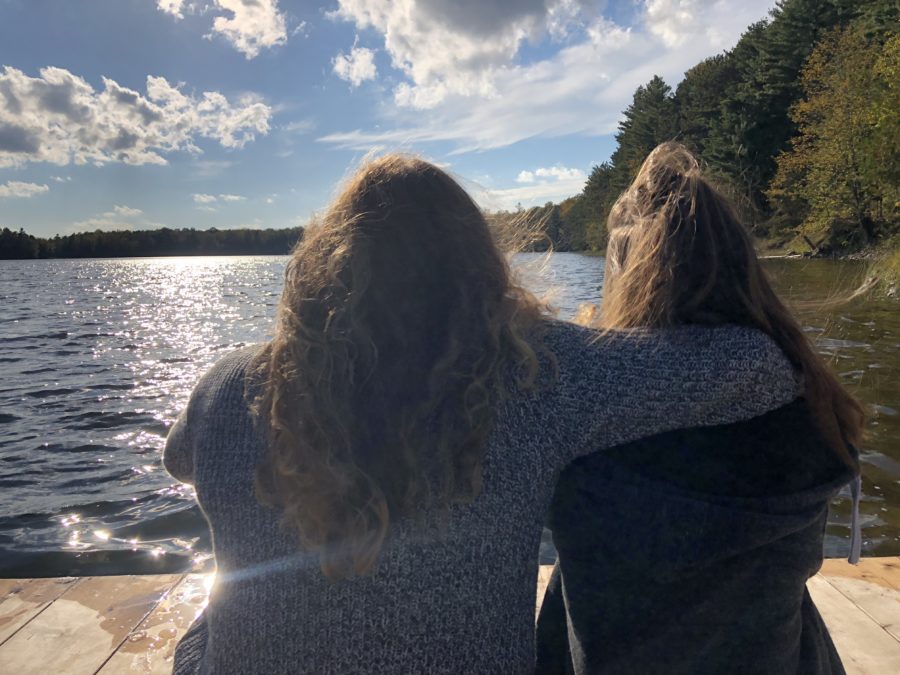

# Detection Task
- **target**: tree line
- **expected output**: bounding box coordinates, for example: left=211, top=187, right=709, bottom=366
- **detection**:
left=0, top=226, right=303, bottom=260
left=505, top=0, right=897, bottom=254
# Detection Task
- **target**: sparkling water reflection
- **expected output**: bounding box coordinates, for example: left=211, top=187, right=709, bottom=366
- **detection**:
left=0, top=254, right=897, bottom=576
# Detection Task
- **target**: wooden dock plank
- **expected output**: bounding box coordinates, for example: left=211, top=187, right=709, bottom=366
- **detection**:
left=0, top=574, right=181, bottom=675
left=821, top=557, right=900, bottom=592
left=0, top=577, right=79, bottom=646
left=1, top=559, right=899, bottom=674
left=825, top=575, right=900, bottom=643
left=97, top=574, right=208, bottom=675
left=808, top=575, right=900, bottom=675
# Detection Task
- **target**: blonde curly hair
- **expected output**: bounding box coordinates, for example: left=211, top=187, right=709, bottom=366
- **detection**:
left=252, top=155, right=547, bottom=579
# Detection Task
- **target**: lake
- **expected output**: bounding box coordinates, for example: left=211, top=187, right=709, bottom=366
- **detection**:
left=0, top=254, right=897, bottom=577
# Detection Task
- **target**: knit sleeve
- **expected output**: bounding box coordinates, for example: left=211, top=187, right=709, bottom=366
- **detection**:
left=163, top=409, right=195, bottom=484
left=548, top=323, right=803, bottom=466
left=162, top=344, right=263, bottom=485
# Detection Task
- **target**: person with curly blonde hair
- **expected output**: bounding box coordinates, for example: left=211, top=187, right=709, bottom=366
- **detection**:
left=165, top=154, right=801, bottom=674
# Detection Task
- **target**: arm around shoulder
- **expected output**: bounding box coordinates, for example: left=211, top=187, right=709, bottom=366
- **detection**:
left=558, top=324, right=802, bottom=462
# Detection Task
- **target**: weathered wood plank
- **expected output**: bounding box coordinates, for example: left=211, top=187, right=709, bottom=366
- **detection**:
left=825, top=575, right=900, bottom=643
left=98, top=574, right=209, bottom=675
left=808, top=575, right=900, bottom=675
left=0, top=574, right=181, bottom=675
left=821, top=557, right=900, bottom=591
left=0, top=577, right=79, bottom=645
left=1, top=559, right=899, bottom=674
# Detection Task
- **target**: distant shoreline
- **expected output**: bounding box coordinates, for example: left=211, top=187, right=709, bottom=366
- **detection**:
left=0, top=226, right=303, bottom=260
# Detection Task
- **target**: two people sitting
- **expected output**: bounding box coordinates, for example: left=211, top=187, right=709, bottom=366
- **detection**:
left=164, top=143, right=862, bottom=674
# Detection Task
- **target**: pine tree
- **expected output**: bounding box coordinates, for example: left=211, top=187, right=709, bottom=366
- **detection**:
left=610, top=76, right=678, bottom=190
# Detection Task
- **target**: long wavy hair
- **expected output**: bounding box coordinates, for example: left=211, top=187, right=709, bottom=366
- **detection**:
left=252, top=155, right=546, bottom=579
left=600, top=142, right=864, bottom=466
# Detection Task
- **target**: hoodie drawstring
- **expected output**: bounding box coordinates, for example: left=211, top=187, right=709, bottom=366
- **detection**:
left=848, top=473, right=862, bottom=565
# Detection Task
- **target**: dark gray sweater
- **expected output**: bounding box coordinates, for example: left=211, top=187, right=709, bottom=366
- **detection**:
left=535, top=400, right=857, bottom=675
left=164, top=320, right=801, bottom=675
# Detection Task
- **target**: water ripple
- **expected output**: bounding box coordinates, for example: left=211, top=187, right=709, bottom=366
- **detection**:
left=0, top=255, right=897, bottom=577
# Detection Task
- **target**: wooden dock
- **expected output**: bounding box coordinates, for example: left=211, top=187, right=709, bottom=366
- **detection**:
left=1, top=558, right=898, bottom=674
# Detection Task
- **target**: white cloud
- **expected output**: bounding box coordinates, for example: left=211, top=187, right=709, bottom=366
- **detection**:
left=191, top=192, right=246, bottom=205
left=157, top=0, right=185, bottom=20
left=643, top=0, right=726, bottom=47
left=516, top=170, right=534, bottom=183
left=0, top=66, right=272, bottom=167
left=479, top=164, right=586, bottom=210
left=50, top=175, right=71, bottom=183
left=322, top=0, right=774, bottom=152
left=333, top=43, right=377, bottom=87
left=536, top=166, right=584, bottom=181
left=0, top=180, right=49, bottom=199
left=113, top=205, right=143, bottom=217
left=71, top=204, right=154, bottom=232
left=330, top=0, right=599, bottom=109
left=210, top=0, right=288, bottom=59
left=515, top=165, right=584, bottom=184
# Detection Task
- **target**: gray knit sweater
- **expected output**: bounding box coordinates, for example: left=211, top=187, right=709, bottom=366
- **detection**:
left=164, top=320, right=801, bottom=675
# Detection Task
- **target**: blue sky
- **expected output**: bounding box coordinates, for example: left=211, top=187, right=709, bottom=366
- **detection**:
left=0, top=0, right=776, bottom=237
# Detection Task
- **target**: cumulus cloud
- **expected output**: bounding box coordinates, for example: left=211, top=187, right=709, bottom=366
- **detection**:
left=157, top=0, right=185, bottom=20
left=330, top=0, right=604, bottom=109
left=0, top=180, right=49, bottom=199
left=71, top=204, right=154, bottom=232
left=0, top=65, right=272, bottom=168
left=210, top=0, right=288, bottom=59
left=322, top=0, right=775, bottom=152
left=333, top=43, right=377, bottom=87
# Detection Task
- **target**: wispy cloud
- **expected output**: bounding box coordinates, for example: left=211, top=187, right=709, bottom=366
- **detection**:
left=192, top=192, right=246, bottom=207
left=71, top=204, right=156, bottom=232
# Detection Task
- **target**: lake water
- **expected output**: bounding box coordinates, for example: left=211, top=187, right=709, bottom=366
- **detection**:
left=0, top=254, right=897, bottom=577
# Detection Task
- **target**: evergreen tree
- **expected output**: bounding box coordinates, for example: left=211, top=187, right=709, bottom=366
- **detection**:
left=675, top=55, right=739, bottom=156
left=610, top=76, right=678, bottom=190
left=580, top=163, right=616, bottom=251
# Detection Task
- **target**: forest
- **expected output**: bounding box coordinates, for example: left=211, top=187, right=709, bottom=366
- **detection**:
left=0, top=226, right=303, bottom=259
left=507, top=0, right=897, bottom=257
